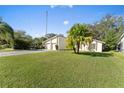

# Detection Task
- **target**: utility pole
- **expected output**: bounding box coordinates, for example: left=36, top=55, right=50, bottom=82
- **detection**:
left=45, top=11, right=48, bottom=35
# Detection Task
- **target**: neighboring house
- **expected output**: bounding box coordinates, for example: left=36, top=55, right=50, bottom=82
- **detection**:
left=43, top=35, right=66, bottom=50
left=79, top=39, right=104, bottom=52
left=117, top=33, right=124, bottom=52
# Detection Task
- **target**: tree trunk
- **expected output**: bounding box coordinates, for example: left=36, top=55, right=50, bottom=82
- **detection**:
left=73, top=46, right=76, bottom=53
left=76, top=42, right=80, bottom=54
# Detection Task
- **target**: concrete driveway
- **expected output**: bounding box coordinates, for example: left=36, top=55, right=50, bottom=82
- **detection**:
left=0, top=50, right=48, bottom=57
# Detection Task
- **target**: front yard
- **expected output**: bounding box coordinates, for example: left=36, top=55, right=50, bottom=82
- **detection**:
left=0, top=51, right=124, bottom=87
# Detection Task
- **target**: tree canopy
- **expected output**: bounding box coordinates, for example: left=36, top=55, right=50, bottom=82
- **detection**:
left=14, top=30, right=47, bottom=50
left=0, top=20, right=14, bottom=48
left=67, top=23, right=92, bottom=53
left=14, top=30, right=33, bottom=49
left=88, top=15, right=124, bottom=50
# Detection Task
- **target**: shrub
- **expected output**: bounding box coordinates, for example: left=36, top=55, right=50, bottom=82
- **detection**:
left=14, top=39, right=31, bottom=50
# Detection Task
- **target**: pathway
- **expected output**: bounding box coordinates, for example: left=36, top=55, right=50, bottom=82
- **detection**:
left=0, top=50, right=49, bottom=57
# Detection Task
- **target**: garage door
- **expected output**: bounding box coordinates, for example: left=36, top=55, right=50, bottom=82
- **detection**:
left=52, top=44, right=56, bottom=50
left=46, top=44, right=51, bottom=50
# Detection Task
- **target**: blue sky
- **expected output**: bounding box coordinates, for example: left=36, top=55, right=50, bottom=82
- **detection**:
left=0, top=5, right=124, bottom=37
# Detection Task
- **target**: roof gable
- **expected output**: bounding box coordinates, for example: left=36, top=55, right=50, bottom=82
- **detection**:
left=93, top=39, right=105, bottom=44
left=120, top=33, right=124, bottom=40
left=117, top=33, right=124, bottom=44
left=43, top=35, right=65, bottom=43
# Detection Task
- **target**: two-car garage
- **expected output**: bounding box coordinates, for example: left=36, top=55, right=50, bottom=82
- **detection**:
left=46, top=43, right=56, bottom=50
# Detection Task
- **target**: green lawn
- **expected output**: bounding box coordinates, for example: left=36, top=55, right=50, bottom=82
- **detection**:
left=0, top=51, right=124, bottom=88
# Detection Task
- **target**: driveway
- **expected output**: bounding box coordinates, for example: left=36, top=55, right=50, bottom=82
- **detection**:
left=0, top=50, right=49, bottom=57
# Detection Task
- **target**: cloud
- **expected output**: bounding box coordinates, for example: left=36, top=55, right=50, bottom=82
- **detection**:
left=50, top=5, right=73, bottom=8
left=68, top=5, right=73, bottom=8
left=50, top=5, right=57, bottom=8
left=63, top=20, right=69, bottom=25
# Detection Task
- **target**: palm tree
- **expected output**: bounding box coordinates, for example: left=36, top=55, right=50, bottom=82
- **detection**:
left=0, top=21, right=14, bottom=48
left=67, top=23, right=92, bottom=53
left=83, top=36, right=93, bottom=51
left=66, top=35, right=76, bottom=53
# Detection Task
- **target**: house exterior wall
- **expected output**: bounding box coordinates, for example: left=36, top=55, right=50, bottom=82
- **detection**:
left=91, top=41, right=97, bottom=52
left=45, top=36, right=66, bottom=50
left=80, top=44, right=89, bottom=51
left=58, top=37, right=66, bottom=50
left=119, top=37, right=124, bottom=51
left=97, top=42, right=102, bottom=52
left=79, top=40, right=103, bottom=52
left=45, top=38, right=58, bottom=50
left=51, top=38, right=58, bottom=44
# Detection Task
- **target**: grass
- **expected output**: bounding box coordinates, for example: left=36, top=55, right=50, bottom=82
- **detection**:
left=0, top=51, right=124, bottom=88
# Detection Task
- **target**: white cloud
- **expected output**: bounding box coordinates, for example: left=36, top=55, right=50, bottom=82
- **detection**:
left=63, top=20, right=69, bottom=25
left=50, top=5, right=73, bottom=8
left=50, top=5, right=57, bottom=8
left=68, top=5, right=73, bottom=8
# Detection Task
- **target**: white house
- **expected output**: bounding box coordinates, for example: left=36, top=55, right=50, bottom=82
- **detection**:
left=80, top=39, right=104, bottom=52
left=43, top=35, right=66, bottom=50
left=44, top=35, right=104, bottom=52
left=117, top=33, right=124, bottom=52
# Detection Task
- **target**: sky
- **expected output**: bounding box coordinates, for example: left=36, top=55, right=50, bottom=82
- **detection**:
left=0, top=5, right=124, bottom=38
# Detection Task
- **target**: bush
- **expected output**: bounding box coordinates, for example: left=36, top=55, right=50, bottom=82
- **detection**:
left=0, top=45, right=3, bottom=49
left=14, top=39, right=31, bottom=50
left=0, top=44, right=11, bottom=49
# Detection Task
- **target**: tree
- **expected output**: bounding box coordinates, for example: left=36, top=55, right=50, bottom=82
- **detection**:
left=14, top=31, right=47, bottom=49
left=83, top=36, right=93, bottom=51
left=88, top=15, right=124, bottom=51
left=103, top=30, right=120, bottom=50
left=67, top=23, right=92, bottom=53
left=14, top=31, right=33, bottom=49
left=66, top=36, right=76, bottom=52
left=0, top=20, right=14, bottom=49
left=32, top=37, right=46, bottom=49
left=14, top=31, right=32, bottom=41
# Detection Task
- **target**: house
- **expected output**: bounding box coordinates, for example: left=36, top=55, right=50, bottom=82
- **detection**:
left=80, top=39, right=105, bottom=52
left=43, top=35, right=66, bottom=50
left=44, top=34, right=104, bottom=52
left=117, top=33, right=124, bottom=52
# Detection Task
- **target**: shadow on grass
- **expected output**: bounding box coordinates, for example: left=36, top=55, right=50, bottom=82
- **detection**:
left=77, top=52, right=113, bottom=57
